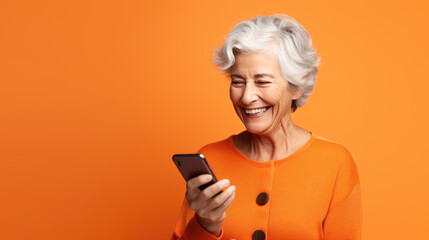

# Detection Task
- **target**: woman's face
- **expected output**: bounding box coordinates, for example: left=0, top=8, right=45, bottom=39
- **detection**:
left=229, top=50, right=302, bottom=135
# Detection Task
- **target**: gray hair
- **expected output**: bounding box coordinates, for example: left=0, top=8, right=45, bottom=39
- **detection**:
left=213, top=14, right=320, bottom=112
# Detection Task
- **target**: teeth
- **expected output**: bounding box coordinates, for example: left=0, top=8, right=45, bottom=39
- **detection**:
left=245, top=107, right=269, bottom=115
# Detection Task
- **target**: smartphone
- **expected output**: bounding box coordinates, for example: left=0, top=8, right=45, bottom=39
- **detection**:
left=172, top=154, right=218, bottom=191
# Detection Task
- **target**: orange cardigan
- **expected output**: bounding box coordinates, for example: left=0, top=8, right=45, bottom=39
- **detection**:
left=171, top=132, right=362, bottom=240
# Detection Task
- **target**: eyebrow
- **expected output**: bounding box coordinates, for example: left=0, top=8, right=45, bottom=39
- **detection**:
left=230, top=73, right=275, bottom=79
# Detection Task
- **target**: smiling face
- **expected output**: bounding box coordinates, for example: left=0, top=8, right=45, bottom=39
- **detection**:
left=229, top=50, right=303, bottom=135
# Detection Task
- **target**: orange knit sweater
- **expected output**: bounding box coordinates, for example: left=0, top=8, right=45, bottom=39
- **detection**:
left=171, top=132, right=362, bottom=240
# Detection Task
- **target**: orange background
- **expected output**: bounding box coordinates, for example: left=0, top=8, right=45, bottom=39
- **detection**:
left=1, top=0, right=428, bottom=239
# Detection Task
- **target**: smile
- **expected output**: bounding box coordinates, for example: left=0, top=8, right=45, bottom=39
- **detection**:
left=243, top=106, right=271, bottom=115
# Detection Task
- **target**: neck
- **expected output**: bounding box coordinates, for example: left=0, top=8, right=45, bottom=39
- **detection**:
left=244, top=113, right=300, bottom=162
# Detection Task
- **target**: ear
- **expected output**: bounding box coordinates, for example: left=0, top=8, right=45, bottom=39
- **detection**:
left=291, top=74, right=309, bottom=100
left=292, top=88, right=304, bottom=100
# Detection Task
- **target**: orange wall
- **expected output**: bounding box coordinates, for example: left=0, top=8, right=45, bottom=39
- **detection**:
left=1, top=0, right=428, bottom=239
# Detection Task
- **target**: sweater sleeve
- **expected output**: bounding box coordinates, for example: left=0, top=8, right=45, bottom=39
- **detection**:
left=170, top=195, right=225, bottom=240
left=323, top=147, right=363, bottom=240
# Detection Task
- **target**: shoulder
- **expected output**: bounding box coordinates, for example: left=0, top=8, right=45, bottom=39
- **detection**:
left=311, top=134, right=360, bottom=179
left=312, top=134, right=360, bottom=184
left=311, top=135, right=361, bottom=209
left=195, top=136, right=235, bottom=171
left=196, top=135, right=233, bottom=155
left=312, top=134, right=356, bottom=164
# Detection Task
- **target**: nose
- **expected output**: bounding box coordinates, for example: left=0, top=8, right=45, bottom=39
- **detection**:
left=241, top=82, right=258, bottom=105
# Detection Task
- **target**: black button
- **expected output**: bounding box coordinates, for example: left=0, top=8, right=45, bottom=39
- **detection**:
left=256, top=192, right=269, bottom=206
left=252, top=230, right=266, bottom=240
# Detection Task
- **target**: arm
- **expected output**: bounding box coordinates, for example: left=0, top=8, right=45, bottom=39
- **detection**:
left=323, top=147, right=363, bottom=240
left=170, top=195, right=225, bottom=240
left=171, top=174, right=235, bottom=240
left=323, top=182, right=362, bottom=239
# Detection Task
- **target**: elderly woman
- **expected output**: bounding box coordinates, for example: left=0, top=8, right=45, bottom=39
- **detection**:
left=171, top=14, right=362, bottom=240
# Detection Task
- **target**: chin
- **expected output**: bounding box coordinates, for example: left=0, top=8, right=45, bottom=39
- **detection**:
left=243, top=123, right=270, bottom=135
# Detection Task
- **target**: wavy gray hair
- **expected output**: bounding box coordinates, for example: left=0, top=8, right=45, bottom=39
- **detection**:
left=213, top=14, right=320, bottom=112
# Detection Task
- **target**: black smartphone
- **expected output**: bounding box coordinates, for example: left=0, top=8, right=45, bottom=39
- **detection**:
left=172, top=154, right=218, bottom=191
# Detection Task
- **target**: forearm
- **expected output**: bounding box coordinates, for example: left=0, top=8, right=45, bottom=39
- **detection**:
left=171, top=214, right=224, bottom=240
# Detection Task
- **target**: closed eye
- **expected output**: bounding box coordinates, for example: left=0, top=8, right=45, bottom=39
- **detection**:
left=231, top=81, right=245, bottom=84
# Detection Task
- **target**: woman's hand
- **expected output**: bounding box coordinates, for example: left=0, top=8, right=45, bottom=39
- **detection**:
left=186, top=174, right=236, bottom=237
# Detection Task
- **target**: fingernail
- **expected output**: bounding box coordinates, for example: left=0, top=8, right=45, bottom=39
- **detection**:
left=229, top=185, right=236, bottom=192
left=223, top=179, right=230, bottom=186
left=205, top=175, right=212, bottom=181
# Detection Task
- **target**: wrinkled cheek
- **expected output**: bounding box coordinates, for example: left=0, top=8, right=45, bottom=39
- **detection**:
left=229, top=88, right=242, bottom=120
left=277, top=92, right=289, bottom=116
left=229, top=87, right=237, bottom=103
left=230, top=87, right=244, bottom=107
left=270, top=91, right=289, bottom=130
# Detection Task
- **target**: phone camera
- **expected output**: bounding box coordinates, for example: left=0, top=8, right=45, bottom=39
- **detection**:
left=176, top=161, right=181, bottom=166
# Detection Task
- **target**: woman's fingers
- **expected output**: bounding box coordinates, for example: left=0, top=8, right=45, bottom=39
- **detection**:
left=207, top=185, right=236, bottom=210
left=197, top=179, right=230, bottom=202
left=198, top=189, right=236, bottom=223
left=212, top=190, right=236, bottom=215
left=186, top=174, right=213, bottom=197
left=196, top=185, right=235, bottom=219
left=186, top=174, right=235, bottom=222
